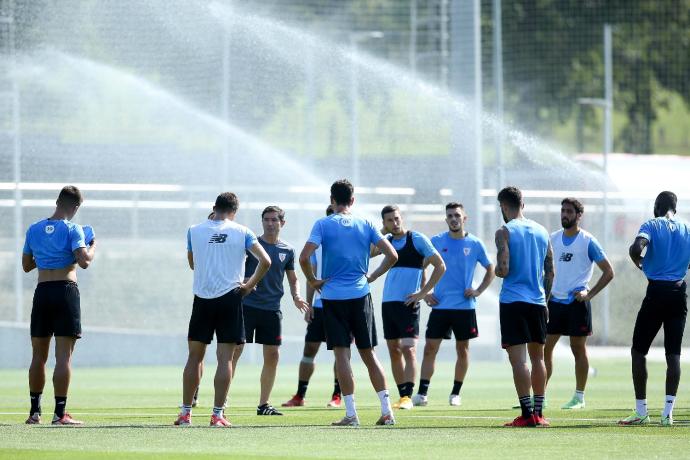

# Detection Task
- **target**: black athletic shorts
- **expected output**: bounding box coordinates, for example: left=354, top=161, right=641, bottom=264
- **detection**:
left=632, top=280, right=688, bottom=356
left=500, top=301, right=547, bottom=348
left=305, top=307, right=327, bottom=343
left=546, top=299, right=592, bottom=337
left=188, top=288, right=245, bottom=345
left=425, top=308, right=478, bottom=341
left=244, top=305, right=282, bottom=346
left=382, top=301, right=420, bottom=340
left=31, top=280, right=81, bottom=338
left=323, top=294, right=377, bottom=350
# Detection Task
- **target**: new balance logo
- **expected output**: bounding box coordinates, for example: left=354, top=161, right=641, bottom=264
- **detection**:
left=208, top=234, right=228, bottom=244
left=559, top=252, right=573, bottom=262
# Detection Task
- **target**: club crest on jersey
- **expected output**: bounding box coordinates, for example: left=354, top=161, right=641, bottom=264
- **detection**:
left=208, top=233, right=228, bottom=244
left=279, top=252, right=287, bottom=262
left=340, top=217, right=353, bottom=227
left=463, top=248, right=471, bottom=256
left=45, top=225, right=55, bottom=234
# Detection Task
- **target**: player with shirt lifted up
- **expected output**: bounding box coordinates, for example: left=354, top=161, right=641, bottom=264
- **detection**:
left=23, top=186, right=97, bottom=425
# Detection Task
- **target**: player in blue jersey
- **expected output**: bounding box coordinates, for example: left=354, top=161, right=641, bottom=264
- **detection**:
left=411, top=202, right=494, bottom=407
left=373, top=205, right=446, bottom=410
left=494, top=186, right=554, bottom=427
left=232, top=205, right=310, bottom=416
left=545, top=198, right=614, bottom=410
left=22, top=186, right=97, bottom=425
left=299, top=179, right=399, bottom=426
left=619, top=191, right=690, bottom=426
left=283, top=205, right=344, bottom=409
left=176, top=192, right=271, bottom=427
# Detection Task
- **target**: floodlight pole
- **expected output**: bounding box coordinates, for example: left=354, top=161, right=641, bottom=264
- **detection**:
left=221, top=27, right=231, bottom=190
left=3, top=2, right=23, bottom=323
left=349, top=31, right=383, bottom=187
left=492, top=0, right=505, bottom=232
left=577, top=24, right=613, bottom=344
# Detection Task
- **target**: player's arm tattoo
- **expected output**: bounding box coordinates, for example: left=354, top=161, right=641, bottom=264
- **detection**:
left=543, top=241, right=555, bottom=301
left=629, top=237, right=648, bottom=270
left=494, top=227, right=510, bottom=278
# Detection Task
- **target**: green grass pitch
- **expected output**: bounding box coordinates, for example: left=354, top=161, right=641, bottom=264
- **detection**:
left=0, top=357, right=688, bottom=459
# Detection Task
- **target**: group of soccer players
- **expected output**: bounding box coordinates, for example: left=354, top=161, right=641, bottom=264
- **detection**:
left=20, top=182, right=690, bottom=428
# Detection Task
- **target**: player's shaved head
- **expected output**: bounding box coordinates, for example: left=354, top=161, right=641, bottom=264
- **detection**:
left=654, top=191, right=677, bottom=217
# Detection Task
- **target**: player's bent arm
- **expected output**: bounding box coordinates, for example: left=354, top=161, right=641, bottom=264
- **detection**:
left=299, top=243, right=318, bottom=282
left=367, top=238, right=398, bottom=283
left=418, top=253, right=446, bottom=295
left=586, top=258, right=614, bottom=300
left=187, top=251, right=194, bottom=270
left=476, top=263, right=496, bottom=295
left=74, top=241, right=96, bottom=269
left=543, top=241, right=555, bottom=301
left=306, top=262, right=317, bottom=305
left=494, top=227, right=510, bottom=278
left=245, top=242, right=271, bottom=290
left=629, top=237, right=648, bottom=270
left=370, top=244, right=382, bottom=258
left=22, top=253, right=36, bottom=273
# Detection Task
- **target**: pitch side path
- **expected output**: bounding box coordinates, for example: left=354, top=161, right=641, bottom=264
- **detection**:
left=0, top=359, right=688, bottom=459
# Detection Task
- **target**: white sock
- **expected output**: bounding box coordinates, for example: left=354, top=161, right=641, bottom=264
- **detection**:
left=574, top=390, right=585, bottom=403
left=181, top=404, right=192, bottom=416
left=212, top=406, right=223, bottom=417
left=343, top=394, right=357, bottom=418
left=377, top=389, right=392, bottom=416
left=662, top=395, right=676, bottom=418
left=635, top=399, right=648, bottom=417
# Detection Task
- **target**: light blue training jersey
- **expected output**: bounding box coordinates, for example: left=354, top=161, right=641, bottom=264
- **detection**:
left=431, top=232, right=491, bottom=310
left=382, top=231, right=437, bottom=302
left=23, top=219, right=86, bottom=270
left=499, top=218, right=550, bottom=306
left=638, top=217, right=690, bottom=281
left=307, top=213, right=384, bottom=301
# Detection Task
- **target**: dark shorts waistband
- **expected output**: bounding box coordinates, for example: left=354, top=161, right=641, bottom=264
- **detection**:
left=37, top=280, right=78, bottom=287
left=647, top=279, right=686, bottom=290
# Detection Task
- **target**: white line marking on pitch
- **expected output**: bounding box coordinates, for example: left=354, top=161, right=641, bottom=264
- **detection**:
left=404, top=415, right=603, bottom=422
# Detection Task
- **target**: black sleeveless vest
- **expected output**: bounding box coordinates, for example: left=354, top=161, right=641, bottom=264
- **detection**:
left=388, top=231, right=425, bottom=269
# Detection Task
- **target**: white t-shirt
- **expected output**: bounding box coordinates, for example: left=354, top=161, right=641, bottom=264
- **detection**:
left=187, top=219, right=258, bottom=299
left=550, top=229, right=605, bottom=303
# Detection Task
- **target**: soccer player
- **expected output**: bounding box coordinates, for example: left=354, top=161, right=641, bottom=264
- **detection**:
left=545, top=198, right=614, bottom=410
left=299, top=179, right=398, bottom=426
left=373, top=205, right=445, bottom=410
left=412, top=202, right=494, bottom=407
left=283, top=205, right=344, bottom=408
left=619, top=191, right=690, bottom=426
left=23, top=185, right=96, bottom=425
left=494, top=186, right=554, bottom=427
left=175, top=192, right=271, bottom=427
left=232, top=206, right=310, bottom=416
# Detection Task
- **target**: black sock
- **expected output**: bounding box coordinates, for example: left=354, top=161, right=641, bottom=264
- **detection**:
left=405, top=382, right=415, bottom=398
left=418, top=379, right=430, bottom=396
left=333, top=378, right=341, bottom=396
left=54, top=396, right=67, bottom=419
left=396, top=383, right=407, bottom=398
left=533, top=395, right=544, bottom=417
left=451, top=380, right=463, bottom=396
left=30, top=392, right=42, bottom=416
left=518, top=395, right=533, bottom=419
left=297, top=380, right=309, bottom=398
